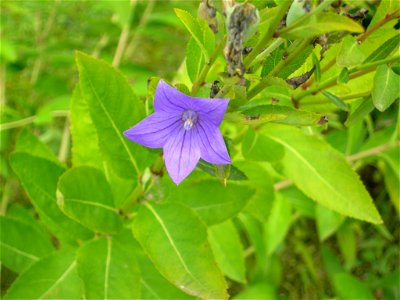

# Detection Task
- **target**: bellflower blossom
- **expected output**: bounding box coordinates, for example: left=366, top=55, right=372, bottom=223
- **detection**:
left=124, top=80, right=231, bottom=185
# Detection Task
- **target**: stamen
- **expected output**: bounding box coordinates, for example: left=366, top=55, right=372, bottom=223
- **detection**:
left=182, top=109, right=198, bottom=131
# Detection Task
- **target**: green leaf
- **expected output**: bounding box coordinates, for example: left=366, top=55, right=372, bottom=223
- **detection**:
left=337, top=36, right=366, bottom=67
left=279, top=186, right=315, bottom=218
left=312, top=53, right=321, bottom=82
left=316, top=204, right=345, bottom=241
left=264, top=192, right=292, bottom=255
left=208, top=220, right=246, bottom=283
left=263, top=124, right=383, bottom=224
left=4, top=251, right=83, bottom=299
left=186, top=38, right=204, bottom=84
left=15, top=128, right=59, bottom=163
left=371, top=64, right=400, bottom=112
left=282, top=12, right=364, bottom=39
left=242, top=105, right=325, bottom=126
left=286, top=0, right=307, bottom=27
left=10, top=152, right=93, bottom=244
left=364, top=35, right=400, bottom=63
left=133, top=202, right=228, bottom=299
left=242, top=128, right=284, bottom=162
left=175, top=9, right=210, bottom=61
left=333, top=273, right=375, bottom=300
left=134, top=241, right=194, bottom=299
left=75, top=51, right=149, bottom=180
left=336, top=223, right=356, bottom=269
left=70, top=84, right=104, bottom=169
left=77, top=231, right=140, bottom=299
left=0, top=216, right=54, bottom=273
left=166, top=180, right=254, bottom=225
left=345, top=96, right=374, bottom=127
left=337, top=67, right=350, bottom=84
left=57, top=166, right=122, bottom=234
left=196, top=160, right=248, bottom=181
left=322, top=91, right=348, bottom=111
left=233, top=282, right=276, bottom=300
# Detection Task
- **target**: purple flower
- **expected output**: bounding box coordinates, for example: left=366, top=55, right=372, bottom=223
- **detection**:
left=124, top=80, right=231, bottom=185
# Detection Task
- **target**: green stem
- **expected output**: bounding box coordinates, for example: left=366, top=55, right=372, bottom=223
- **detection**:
left=250, top=38, right=284, bottom=69
left=247, top=39, right=311, bottom=100
left=357, top=9, right=399, bottom=44
left=294, top=55, right=400, bottom=101
left=243, top=1, right=292, bottom=68
left=300, top=91, right=370, bottom=107
left=0, top=111, right=69, bottom=131
left=191, top=35, right=227, bottom=96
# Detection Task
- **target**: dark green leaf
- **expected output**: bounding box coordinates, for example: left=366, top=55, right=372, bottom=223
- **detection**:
left=338, top=67, right=349, bottom=84
left=345, top=96, right=374, bottom=127
left=166, top=180, right=254, bottom=225
left=0, top=216, right=54, bottom=273
left=57, top=166, right=122, bottom=234
left=10, top=152, right=93, bottom=244
left=322, top=91, right=348, bottom=111
left=77, top=231, right=140, bottom=299
left=133, top=202, right=228, bottom=299
left=4, top=251, right=83, bottom=299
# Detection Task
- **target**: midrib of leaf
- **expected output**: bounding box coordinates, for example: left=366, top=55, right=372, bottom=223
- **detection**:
left=194, top=199, right=242, bottom=210
left=38, top=261, right=76, bottom=300
left=104, top=237, right=112, bottom=300
left=140, top=279, right=162, bottom=299
left=0, top=241, right=39, bottom=261
left=84, top=72, right=140, bottom=175
left=65, top=198, right=118, bottom=212
left=268, top=136, right=346, bottom=203
left=145, top=203, right=207, bottom=294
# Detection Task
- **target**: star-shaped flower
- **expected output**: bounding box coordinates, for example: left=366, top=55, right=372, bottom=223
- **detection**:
left=124, top=80, right=231, bottom=185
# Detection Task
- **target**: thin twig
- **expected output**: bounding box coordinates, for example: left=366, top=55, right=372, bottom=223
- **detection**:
left=58, top=117, right=70, bottom=163
left=357, top=10, right=399, bottom=44
left=0, top=111, right=69, bottom=131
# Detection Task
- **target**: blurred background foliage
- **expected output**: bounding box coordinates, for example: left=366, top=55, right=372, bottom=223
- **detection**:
left=1, top=0, right=399, bottom=299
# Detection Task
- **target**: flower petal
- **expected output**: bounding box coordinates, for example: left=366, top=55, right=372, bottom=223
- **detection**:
left=124, top=112, right=181, bottom=148
left=163, top=126, right=201, bottom=185
left=154, top=80, right=191, bottom=113
left=195, top=98, right=229, bottom=126
left=196, top=119, right=231, bottom=165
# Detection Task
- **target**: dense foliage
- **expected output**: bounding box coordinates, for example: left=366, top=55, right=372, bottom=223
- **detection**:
left=1, top=0, right=399, bottom=299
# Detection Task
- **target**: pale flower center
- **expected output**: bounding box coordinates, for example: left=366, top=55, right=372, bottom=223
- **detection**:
left=182, top=110, right=198, bottom=131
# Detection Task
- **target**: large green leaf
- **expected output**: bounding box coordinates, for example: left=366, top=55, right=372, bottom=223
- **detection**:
left=4, top=251, right=83, bottom=299
left=75, top=51, right=149, bottom=181
left=242, top=128, right=284, bottom=162
left=333, top=273, right=375, bottom=300
left=10, top=152, right=93, bottom=244
left=134, top=241, right=194, bottom=299
left=337, top=36, right=366, bottom=67
left=166, top=180, right=254, bottom=225
left=264, top=192, right=292, bottom=255
left=57, top=166, right=122, bottom=234
left=208, top=220, right=246, bottom=283
left=77, top=231, right=140, bottom=299
left=70, top=84, right=104, bottom=169
left=0, top=216, right=54, bottom=273
left=133, top=202, right=228, bottom=299
left=263, top=124, right=382, bottom=224
left=282, top=12, right=364, bottom=39
left=371, top=64, right=400, bottom=112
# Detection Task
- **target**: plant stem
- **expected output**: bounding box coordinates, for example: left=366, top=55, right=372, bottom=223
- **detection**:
left=243, top=1, right=292, bottom=68
left=112, top=0, right=137, bottom=68
left=294, top=55, right=400, bottom=101
left=0, top=111, right=69, bottom=131
left=299, top=91, right=370, bottom=107
left=191, top=35, right=227, bottom=96
left=247, top=39, right=311, bottom=100
left=249, top=38, right=284, bottom=69
left=301, top=57, right=336, bottom=89
left=124, top=0, right=155, bottom=60
left=357, top=10, right=399, bottom=44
